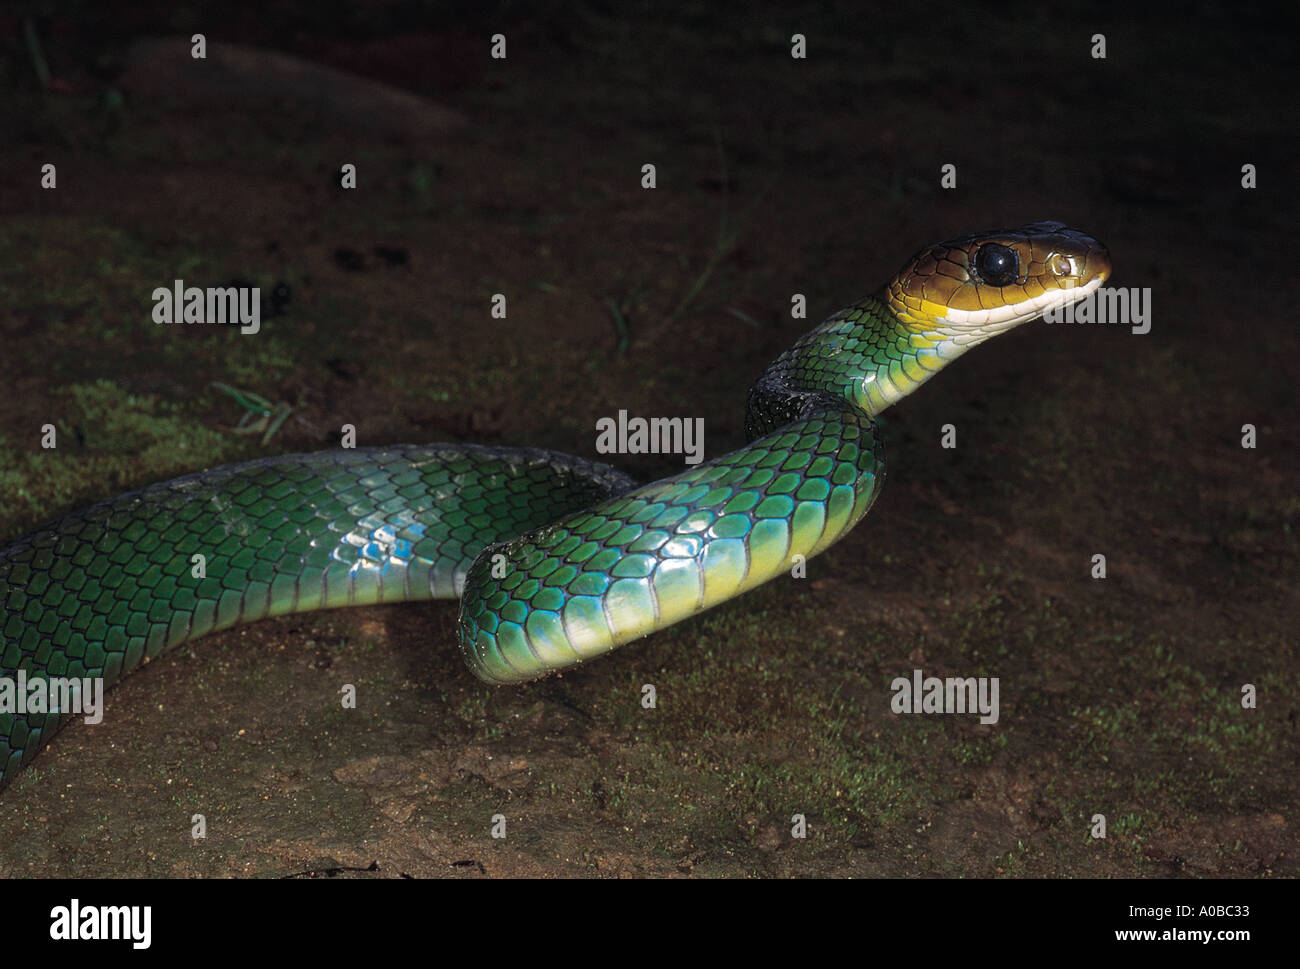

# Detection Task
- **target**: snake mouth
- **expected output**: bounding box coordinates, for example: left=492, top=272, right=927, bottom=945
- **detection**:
left=935, top=271, right=1108, bottom=338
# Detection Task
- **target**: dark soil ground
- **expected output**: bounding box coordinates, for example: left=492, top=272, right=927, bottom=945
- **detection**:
left=0, top=3, right=1294, bottom=878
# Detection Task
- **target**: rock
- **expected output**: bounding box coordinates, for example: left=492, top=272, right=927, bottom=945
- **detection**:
left=118, top=38, right=467, bottom=140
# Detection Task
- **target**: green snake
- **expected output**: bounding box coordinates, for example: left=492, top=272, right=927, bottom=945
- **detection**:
left=0, top=222, right=1110, bottom=791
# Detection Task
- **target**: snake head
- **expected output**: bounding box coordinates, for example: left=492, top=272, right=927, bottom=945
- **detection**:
left=886, top=221, right=1111, bottom=343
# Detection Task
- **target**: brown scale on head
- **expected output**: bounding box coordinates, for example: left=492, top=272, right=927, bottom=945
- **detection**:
left=887, top=221, right=1112, bottom=335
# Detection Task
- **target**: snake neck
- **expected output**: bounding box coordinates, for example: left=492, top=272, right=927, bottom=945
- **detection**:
left=745, top=291, right=967, bottom=439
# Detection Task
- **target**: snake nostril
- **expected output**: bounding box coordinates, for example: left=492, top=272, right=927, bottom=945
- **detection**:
left=1047, top=253, right=1078, bottom=277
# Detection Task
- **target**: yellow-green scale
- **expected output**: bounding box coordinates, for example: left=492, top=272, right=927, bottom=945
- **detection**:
left=455, top=293, right=931, bottom=683
left=459, top=404, right=886, bottom=683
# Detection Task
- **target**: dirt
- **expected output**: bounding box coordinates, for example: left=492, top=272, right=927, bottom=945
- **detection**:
left=0, top=3, right=1294, bottom=878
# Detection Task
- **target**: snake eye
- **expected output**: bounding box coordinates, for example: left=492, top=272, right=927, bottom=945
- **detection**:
left=973, top=244, right=1019, bottom=287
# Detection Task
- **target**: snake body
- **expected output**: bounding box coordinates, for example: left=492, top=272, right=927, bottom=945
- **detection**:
left=0, top=222, right=1109, bottom=790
